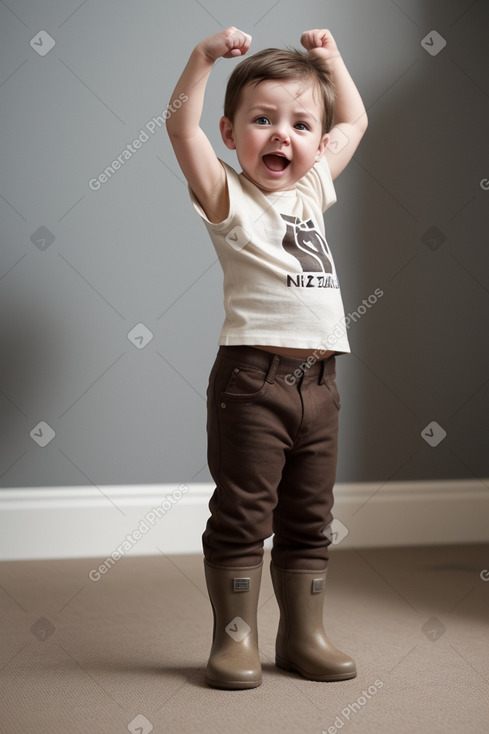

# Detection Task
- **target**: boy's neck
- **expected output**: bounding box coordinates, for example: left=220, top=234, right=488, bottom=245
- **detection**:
left=241, top=169, right=299, bottom=195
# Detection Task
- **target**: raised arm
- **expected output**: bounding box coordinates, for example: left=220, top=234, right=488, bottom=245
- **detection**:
left=301, top=29, right=368, bottom=180
left=166, top=27, right=252, bottom=223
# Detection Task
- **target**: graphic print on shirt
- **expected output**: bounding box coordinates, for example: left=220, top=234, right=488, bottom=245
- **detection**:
left=280, top=214, right=339, bottom=289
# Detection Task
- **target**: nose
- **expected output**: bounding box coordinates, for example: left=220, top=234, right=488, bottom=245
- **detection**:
left=272, top=127, right=290, bottom=144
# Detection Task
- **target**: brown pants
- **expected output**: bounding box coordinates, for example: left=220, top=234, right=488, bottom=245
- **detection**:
left=203, top=345, right=341, bottom=571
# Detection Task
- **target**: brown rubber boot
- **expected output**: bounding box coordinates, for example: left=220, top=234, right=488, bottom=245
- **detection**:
left=270, top=562, right=357, bottom=681
left=204, top=560, right=263, bottom=689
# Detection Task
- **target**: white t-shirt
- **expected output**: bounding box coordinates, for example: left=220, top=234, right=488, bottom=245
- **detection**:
left=189, top=156, right=350, bottom=353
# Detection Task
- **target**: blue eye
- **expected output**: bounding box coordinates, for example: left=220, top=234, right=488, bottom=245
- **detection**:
left=255, top=116, right=270, bottom=125
left=295, top=122, right=309, bottom=131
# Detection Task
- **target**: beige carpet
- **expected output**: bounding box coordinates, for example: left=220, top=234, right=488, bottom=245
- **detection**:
left=0, top=544, right=488, bottom=734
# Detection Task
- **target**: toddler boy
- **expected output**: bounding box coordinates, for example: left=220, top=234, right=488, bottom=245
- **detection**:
left=167, top=26, right=367, bottom=689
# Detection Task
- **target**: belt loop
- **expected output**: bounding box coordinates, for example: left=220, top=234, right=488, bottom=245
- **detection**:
left=318, top=359, right=326, bottom=385
left=266, top=354, right=280, bottom=384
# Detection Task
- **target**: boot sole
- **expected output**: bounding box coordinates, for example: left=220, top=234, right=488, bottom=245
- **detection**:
left=206, top=676, right=262, bottom=690
left=275, top=656, right=357, bottom=682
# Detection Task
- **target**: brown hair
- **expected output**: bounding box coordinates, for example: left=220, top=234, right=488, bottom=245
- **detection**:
left=223, top=48, right=335, bottom=134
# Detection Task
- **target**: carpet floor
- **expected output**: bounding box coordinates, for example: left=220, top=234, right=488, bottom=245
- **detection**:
left=1, top=544, right=488, bottom=734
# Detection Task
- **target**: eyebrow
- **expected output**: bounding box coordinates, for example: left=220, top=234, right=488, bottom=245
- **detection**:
left=248, top=104, right=315, bottom=119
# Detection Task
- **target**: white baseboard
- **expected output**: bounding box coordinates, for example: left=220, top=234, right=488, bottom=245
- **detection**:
left=0, top=480, right=488, bottom=561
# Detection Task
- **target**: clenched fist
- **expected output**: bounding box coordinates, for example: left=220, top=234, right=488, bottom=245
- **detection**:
left=199, top=26, right=252, bottom=62
left=300, top=29, right=340, bottom=62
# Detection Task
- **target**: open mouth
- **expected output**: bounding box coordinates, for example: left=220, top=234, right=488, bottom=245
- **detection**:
left=262, top=154, right=290, bottom=172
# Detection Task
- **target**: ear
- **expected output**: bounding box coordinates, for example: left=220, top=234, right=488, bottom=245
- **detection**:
left=315, top=133, right=330, bottom=161
left=220, top=116, right=236, bottom=150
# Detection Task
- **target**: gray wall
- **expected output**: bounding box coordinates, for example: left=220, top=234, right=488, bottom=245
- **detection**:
left=1, top=0, right=488, bottom=489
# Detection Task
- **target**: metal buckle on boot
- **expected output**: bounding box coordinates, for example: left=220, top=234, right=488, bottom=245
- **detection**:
left=233, top=577, right=250, bottom=592
left=312, top=578, right=324, bottom=593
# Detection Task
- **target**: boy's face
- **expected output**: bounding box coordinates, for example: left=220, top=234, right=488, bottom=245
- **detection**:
left=220, top=78, right=329, bottom=193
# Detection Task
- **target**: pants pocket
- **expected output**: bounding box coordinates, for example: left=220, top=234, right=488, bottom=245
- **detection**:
left=221, top=363, right=271, bottom=404
left=324, top=379, right=341, bottom=410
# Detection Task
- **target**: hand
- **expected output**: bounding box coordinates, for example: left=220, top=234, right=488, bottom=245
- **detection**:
left=199, top=27, right=252, bottom=62
left=300, top=29, right=340, bottom=62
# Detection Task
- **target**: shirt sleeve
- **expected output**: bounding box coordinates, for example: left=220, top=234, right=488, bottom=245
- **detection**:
left=298, top=154, right=337, bottom=213
left=187, top=159, right=239, bottom=230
